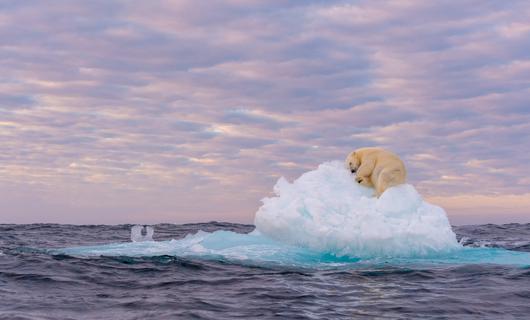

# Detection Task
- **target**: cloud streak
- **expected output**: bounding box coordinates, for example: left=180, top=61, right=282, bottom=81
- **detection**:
left=0, top=0, right=529, bottom=224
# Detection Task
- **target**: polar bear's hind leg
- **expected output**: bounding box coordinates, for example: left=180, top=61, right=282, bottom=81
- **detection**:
left=376, top=168, right=402, bottom=197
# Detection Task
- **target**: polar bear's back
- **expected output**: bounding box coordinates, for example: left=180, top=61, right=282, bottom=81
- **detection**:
left=373, top=149, right=406, bottom=177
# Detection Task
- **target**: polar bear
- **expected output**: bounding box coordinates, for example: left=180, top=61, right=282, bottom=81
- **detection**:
left=345, top=147, right=407, bottom=197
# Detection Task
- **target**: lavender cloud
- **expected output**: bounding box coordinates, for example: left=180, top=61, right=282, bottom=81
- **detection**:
left=0, top=0, right=529, bottom=224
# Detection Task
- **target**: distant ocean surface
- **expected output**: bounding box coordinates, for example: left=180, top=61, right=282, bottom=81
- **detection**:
left=1, top=222, right=529, bottom=319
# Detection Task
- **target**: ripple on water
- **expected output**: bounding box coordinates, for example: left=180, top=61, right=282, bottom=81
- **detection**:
left=0, top=222, right=529, bottom=319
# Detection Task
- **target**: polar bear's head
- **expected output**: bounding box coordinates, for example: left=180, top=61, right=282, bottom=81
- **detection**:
left=345, top=151, right=361, bottom=174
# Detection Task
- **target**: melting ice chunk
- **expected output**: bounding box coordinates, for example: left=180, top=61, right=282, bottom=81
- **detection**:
left=254, top=161, right=461, bottom=258
left=131, top=225, right=154, bottom=242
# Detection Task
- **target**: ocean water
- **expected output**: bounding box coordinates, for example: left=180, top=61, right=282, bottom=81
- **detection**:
left=2, top=163, right=529, bottom=319
left=0, top=222, right=529, bottom=319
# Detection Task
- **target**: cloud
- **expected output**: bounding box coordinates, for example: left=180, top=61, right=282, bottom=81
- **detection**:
left=221, top=108, right=293, bottom=129
left=0, top=0, right=529, bottom=223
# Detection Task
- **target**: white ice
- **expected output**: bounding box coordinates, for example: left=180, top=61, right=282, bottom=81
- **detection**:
left=254, top=161, right=461, bottom=258
left=131, top=225, right=154, bottom=242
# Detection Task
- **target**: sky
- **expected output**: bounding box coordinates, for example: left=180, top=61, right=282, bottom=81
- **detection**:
left=1, top=0, right=529, bottom=225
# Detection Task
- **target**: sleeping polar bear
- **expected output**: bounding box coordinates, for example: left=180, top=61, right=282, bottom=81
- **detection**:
left=345, top=147, right=407, bottom=197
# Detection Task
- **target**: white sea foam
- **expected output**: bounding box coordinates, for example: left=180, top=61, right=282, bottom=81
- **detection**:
left=254, top=161, right=461, bottom=257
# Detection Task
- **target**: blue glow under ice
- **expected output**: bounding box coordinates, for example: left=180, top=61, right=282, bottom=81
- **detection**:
left=54, top=162, right=530, bottom=268
left=55, top=229, right=530, bottom=268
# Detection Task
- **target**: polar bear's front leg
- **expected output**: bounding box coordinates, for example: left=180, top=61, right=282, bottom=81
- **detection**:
left=356, top=156, right=375, bottom=179
left=356, top=175, right=374, bottom=187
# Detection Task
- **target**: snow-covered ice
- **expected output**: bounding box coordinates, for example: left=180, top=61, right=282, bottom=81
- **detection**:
left=255, top=161, right=460, bottom=257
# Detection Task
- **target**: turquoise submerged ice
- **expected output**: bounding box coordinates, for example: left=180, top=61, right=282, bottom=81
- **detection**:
left=57, top=161, right=530, bottom=267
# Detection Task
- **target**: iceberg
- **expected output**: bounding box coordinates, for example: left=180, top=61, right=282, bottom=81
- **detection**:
left=255, top=161, right=460, bottom=258
left=52, top=161, right=530, bottom=267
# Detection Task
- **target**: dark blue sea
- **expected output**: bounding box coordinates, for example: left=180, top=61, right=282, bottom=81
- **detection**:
left=0, top=222, right=529, bottom=319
